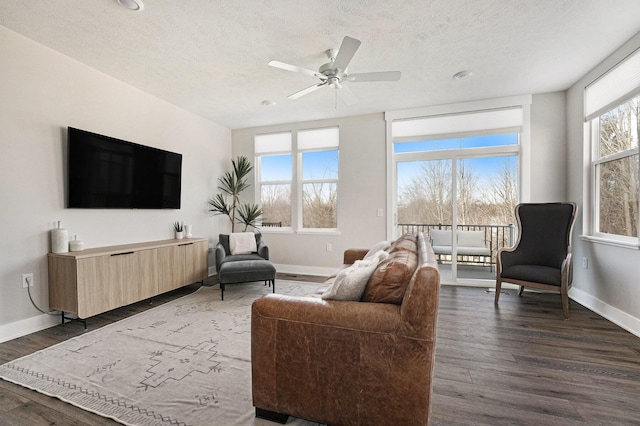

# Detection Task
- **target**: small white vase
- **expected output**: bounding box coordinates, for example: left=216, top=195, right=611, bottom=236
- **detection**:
left=175, top=231, right=185, bottom=239
left=51, top=221, right=69, bottom=253
left=184, top=225, right=193, bottom=238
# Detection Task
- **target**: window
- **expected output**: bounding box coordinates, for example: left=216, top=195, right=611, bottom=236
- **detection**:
left=299, top=128, right=339, bottom=229
left=255, top=132, right=292, bottom=227
left=585, top=48, right=640, bottom=243
left=591, top=97, right=639, bottom=238
left=256, top=127, right=339, bottom=231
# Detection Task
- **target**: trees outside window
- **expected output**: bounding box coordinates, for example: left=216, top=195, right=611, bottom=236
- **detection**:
left=397, top=156, right=518, bottom=228
left=594, top=96, right=639, bottom=238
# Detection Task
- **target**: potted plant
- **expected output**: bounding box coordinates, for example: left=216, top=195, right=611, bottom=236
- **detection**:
left=208, top=156, right=263, bottom=232
left=173, top=221, right=185, bottom=239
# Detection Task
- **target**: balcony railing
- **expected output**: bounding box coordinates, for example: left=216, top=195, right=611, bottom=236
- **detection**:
left=397, top=223, right=517, bottom=266
left=261, top=221, right=283, bottom=228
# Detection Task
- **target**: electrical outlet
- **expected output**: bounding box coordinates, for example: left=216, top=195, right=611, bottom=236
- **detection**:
left=326, top=243, right=332, bottom=252
left=582, top=257, right=588, bottom=269
left=22, top=273, right=33, bottom=288
left=377, top=208, right=384, bottom=217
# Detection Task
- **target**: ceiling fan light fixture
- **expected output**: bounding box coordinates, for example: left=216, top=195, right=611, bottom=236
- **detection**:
left=328, top=78, right=342, bottom=89
left=115, top=0, right=144, bottom=11
left=453, top=70, right=473, bottom=80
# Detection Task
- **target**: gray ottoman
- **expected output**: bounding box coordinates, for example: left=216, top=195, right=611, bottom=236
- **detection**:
left=217, top=258, right=276, bottom=300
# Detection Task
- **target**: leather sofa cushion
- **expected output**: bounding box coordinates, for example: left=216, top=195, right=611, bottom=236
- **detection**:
left=361, top=246, right=418, bottom=304
left=389, top=233, right=418, bottom=254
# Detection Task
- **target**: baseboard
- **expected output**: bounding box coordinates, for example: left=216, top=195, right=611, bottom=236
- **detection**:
left=569, top=287, right=640, bottom=338
left=273, top=263, right=335, bottom=278
left=0, top=312, right=60, bottom=344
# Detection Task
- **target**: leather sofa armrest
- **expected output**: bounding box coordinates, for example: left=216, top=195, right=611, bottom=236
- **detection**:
left=343, top=249, right=369, bottom=265
left=252, top=294, right=401, bottom=334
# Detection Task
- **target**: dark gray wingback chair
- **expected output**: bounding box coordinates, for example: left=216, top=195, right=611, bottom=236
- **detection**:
left=215, top=233, right=275, bottom=300
left=495, top=202, right=578, bottom=318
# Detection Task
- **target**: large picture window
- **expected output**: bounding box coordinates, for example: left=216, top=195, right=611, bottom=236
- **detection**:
left=388, top=102, right=527, bottom=282
left=256, top=127, right=339, bottom=231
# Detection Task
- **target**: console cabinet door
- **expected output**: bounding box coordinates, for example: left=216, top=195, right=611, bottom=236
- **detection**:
left=122, top=249, right=158, bottom=304
left=76, top=255, right=123, bottom=318
left=157, top=245, right=186, bottom=293
left=185, top=241, right=208, bottom=284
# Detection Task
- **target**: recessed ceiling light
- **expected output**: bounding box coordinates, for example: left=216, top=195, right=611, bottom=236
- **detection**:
left=115, top=0, right=144, bottom=11
left=453, top=70, right=473, bottom=80
left=261, top=100, right=276, bottom=107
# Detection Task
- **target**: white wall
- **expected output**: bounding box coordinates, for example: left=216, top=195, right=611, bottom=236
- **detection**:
left=566, top=32, right=640, bottom=336
left=0, top=26, right=231, bottom=341
left=530, top=92, right=567, bottom=202
left=232, top=113, right=388, bottom=276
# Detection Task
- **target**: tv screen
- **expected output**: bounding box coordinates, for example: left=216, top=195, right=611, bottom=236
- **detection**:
left=67, top=127, right=182, bottom=209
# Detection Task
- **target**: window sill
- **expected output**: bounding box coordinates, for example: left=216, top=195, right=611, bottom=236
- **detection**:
left=579, top=235, right=640, bottom=250
left=258, top=227, right=294, bottom=234
left=296, top=229, right=341, bottom=236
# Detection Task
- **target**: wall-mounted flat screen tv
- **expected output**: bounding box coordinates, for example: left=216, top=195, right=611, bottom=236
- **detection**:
left=67, top=127, right=182, bottom=209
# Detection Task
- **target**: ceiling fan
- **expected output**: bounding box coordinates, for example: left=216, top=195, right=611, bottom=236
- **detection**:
left=268, top=36, right=401, bottom=106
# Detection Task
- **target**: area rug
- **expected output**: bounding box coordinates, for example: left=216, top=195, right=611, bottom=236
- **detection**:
left=0, top=281, right=325, bottom=426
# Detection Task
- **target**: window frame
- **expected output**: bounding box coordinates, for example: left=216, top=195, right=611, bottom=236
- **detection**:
left=588, top=105, right=639, bottom=246
left=583, top=47, right=640, bottom=249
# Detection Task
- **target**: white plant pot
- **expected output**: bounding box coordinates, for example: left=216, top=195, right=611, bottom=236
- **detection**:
left=175, top=231, right=185, bottom=239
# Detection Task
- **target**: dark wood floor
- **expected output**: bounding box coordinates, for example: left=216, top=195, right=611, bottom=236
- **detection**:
left=1, top=275, right=639, bottom=425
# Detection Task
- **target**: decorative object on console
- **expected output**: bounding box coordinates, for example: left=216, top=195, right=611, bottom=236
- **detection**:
left=208, top=156, right=263, bottom=232
left=173, top=221, right=184, bottom=239
left=184, top=224, right=193, bottom=238
left=50, top=221, right=69, bottom=254
left=69, top=235, right=84, bottom=252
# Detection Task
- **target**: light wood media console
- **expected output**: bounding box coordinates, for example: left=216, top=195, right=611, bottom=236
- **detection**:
left=48, top=238, right=208, bottom=321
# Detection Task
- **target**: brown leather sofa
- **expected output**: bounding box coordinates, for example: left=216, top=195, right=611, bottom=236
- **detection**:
left=251, top=233, right=441, bottom=425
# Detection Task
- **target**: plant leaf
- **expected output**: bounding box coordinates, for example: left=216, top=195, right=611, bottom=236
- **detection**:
left=237, top=203, right=263, bottom=230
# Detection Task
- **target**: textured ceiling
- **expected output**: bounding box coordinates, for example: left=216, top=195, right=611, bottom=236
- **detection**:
left=2, top=0, right=640, bottom=129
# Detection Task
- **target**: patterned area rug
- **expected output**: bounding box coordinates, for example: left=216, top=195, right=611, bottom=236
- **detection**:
left=0, top=281, right=325, bottom=426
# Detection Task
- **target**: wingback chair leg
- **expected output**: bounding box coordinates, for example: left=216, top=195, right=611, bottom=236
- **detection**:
left=561, top=287, right=570, bottom=319
left=494, top=279, right=502, bottom=304
left=518, top=286, right=525, bottom=296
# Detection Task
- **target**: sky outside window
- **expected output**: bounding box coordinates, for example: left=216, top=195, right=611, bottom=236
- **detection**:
left=261, top=154, right=291, bottom=181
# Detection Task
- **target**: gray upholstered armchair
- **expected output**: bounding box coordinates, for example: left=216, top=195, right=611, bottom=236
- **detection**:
left=495, top=202, right=578, bottom=318
left=215, top=233, right=275, bottom=300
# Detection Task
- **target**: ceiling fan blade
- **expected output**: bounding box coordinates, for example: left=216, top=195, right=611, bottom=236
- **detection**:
left=268, top=60, right=324, bottom=79
left=332, top=36, right=361, bottom=71
left=289, top=82, right=326, bottom=99
left=347, top=71, right=401, bottom=82
left=338, top=85, right=358, bottom=106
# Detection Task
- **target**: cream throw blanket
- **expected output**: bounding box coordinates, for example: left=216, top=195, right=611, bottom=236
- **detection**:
left=229, top=232, right=257, bottom=254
